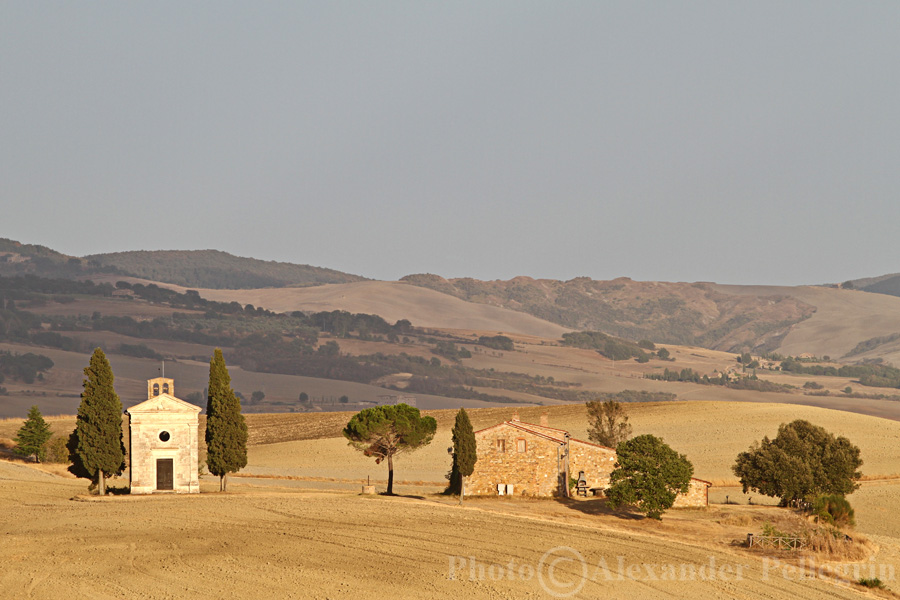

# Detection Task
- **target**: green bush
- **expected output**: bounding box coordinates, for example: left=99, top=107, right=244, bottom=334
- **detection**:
left=477, top=335, right=514, bottom=351
left=803, top=381, right=824, bottom=390
left=812, top=494, right=855, bottom=527
left=858, top=577, right=885, bottom=589
left=606, top=434, right=693, bottom=520
left=44, top=436, right=70, bottom=464
left=761, top=522, right=789, bottom=538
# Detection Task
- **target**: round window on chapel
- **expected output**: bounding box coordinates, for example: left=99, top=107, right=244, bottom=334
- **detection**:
left=159, top=431, right=171, bottom=442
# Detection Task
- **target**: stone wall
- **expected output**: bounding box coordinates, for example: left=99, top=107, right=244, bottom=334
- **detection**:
left=568, top=439, right=617, bottom=491
left=468, top=420, right=711, bottom=507
left=673, top=479, right=710, bottom=508
left=468, top=424, right=564, bottom=497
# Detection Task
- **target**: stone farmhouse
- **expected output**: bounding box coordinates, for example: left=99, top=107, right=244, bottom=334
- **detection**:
left=468, top=412, right=710, bottom=507
left=126, top=377, right=201, bottom=494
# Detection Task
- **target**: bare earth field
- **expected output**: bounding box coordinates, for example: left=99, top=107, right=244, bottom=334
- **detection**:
left=4, top=400, right=900, bottom=598
left=181, top=280, right=571, bottom=339
left=0, top=460, right=889, bottom=600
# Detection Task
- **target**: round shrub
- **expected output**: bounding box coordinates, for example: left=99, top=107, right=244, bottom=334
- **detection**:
left=812, top=494, right=855, bottom=528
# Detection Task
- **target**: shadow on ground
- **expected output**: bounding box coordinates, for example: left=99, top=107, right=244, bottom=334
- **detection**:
left=554, top=496, right=645, bottom=520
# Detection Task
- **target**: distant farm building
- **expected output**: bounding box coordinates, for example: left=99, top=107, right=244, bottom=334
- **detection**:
left=126, top=377, right=201, bottom=494
left=468, top=412, right=710, bottom=507
left=377, top=394, right=417, bottom=407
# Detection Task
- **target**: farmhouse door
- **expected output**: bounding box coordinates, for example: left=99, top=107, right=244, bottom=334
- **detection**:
left=156, top=458, right=174, bottom=491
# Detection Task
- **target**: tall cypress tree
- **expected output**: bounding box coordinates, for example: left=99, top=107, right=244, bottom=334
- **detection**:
left=451, top=408, right=477, bottom=505
left=205, top=349, right=248, bottom=491
left=14, top=405, right=52, bottom=463
left=68, top=348, right=126, bottom=495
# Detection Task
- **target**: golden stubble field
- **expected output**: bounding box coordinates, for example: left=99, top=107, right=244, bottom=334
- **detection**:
left=3, top=401, right=900, bottom=599
left=0, top=460, right=890, bottom=600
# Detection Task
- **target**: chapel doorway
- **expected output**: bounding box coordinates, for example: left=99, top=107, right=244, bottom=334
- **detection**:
left=156, top=458, right=174, bottom=491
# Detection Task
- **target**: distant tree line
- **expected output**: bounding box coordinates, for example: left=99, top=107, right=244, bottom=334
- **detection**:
left=645, top=368, right=794, bottom=393
left=477, top=335, right=514, bottom=351
left=0, top=351, right=54, bottom=384
left=562, top=331, right=665, bottom=362
left=843, top=333, right=900, bottom=358
left=431, top=340, right=472, bottom=362
left=780, top=358, right=900, bottom=388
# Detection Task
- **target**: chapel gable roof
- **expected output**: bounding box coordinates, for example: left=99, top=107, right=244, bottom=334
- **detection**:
left=127, top=393, right=202, bottom=415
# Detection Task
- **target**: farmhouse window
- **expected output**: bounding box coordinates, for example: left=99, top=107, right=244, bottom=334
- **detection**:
left=516, top=439, right=526, bottom=453
left=497, top=439, right=506, bottom=452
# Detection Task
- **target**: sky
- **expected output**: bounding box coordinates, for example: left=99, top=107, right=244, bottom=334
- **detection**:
left=2, top=2, right=899, bottom=286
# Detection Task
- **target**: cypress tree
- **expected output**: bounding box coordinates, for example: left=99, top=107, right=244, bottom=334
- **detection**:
left=68, top=348, right=126, bottom=495
left=205, top=348, right=248, bottom=491
left=451, top=408, right=477, bottom=505
left=14, top=405, right=52, bottom=463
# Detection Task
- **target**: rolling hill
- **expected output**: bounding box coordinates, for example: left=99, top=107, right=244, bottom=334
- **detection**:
left=0, top=238, right=365, bottom=289
left=846, top=272, right=900, bottom=298
left=400, top=273, right=814, bottom=352
left=178, top=280, right=570, bottom=339
left=9, top=235, right=900, bottom=365
left=85, top=249, right=366, bottom=289
left=714, top=284, right=900, bottom=364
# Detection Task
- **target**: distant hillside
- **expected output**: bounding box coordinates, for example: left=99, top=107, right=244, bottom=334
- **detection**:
left=85, top=249, right=366, bottom=289
left=0, top=238, right=113, bottom=279
left=716, top=283, right=900, bottom=364
left=400, top=274, right=814, bottom=352
left=844, top=273, right=900, bottom=298
left=0, top=238, right=366, bottom=289
left=184, top=281, right=570, bottom=339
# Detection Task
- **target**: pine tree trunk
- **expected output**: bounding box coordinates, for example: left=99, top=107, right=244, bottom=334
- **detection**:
left=459, top=476, right=465, bottom=505
left=387, top=454, right=394, bottom=495
left=98, top=470, right=106, bottom=496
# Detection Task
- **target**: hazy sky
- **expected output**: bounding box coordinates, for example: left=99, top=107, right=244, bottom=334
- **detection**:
left=3, top=2, right=899, bottom=285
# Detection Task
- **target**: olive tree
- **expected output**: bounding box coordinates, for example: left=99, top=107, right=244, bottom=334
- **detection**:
left=733, top=419, right=862, bottom=505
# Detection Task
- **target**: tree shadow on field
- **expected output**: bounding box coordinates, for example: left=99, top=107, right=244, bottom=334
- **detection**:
left=554, top=497, right=645, bottom=521
left=377, top=492, right=426, bottom=500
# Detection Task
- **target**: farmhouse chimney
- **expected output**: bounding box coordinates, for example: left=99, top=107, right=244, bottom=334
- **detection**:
left=540, top=411, right=549, bottom=427
left=511, top=411, right=520, bottom=421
